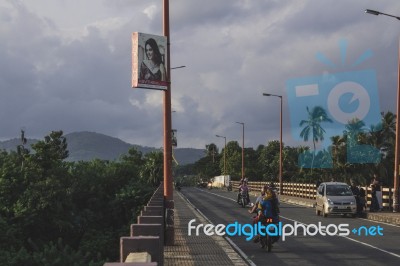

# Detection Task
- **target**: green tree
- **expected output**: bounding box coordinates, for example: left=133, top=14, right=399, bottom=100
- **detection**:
left=140, top=151, right=163, bottom=186
left=258, top=141, right=280, bottom=181
left=242, top=147, right=259, bottom=181
left=299, top=106, right=333, bottom=170
left=221, top=141, right=241, bottom=178
left=205, top=143, right=219, bottom=162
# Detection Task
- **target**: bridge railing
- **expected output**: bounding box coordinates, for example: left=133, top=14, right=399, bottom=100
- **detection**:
left=104, top=182, right=164, bottom=266
left=231, top=181, right=394, bottom=210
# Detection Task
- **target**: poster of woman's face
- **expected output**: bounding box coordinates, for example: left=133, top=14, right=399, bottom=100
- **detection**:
left=132, top=32, right=168, bottom=90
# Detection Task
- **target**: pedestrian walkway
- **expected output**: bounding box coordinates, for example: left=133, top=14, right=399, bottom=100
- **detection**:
left=164, top=192, right=248, bottom=266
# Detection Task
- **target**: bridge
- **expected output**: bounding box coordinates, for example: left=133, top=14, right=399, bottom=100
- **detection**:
left=104, top=183, right=400, bottom=265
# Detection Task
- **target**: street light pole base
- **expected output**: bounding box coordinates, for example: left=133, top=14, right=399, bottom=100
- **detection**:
left=393, top=189, right=399, bottom=212
left=165, top=199, right=175, bottom=245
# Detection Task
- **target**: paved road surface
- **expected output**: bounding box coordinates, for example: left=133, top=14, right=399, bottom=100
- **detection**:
left=180, top=187, right=400, bottom=266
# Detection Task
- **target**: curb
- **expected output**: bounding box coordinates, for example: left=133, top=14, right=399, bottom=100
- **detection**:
left=175, top=191, right=254, bottom=266
left=365, top=212, right=400, bottom=226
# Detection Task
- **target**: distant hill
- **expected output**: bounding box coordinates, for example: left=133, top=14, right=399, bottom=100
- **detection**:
left=63, top=131, right=152, bottom=162
left=173, top=148, right=205, bottom=166
left=0, top=131, right=205, bottom=165
left=0, top=138, right=39, bottom=150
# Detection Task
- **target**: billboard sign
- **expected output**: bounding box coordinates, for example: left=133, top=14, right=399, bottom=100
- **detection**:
left=132, top=32, right=168, bottom=90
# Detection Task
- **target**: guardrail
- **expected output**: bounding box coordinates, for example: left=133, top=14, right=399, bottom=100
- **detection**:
left=231, top=181, right=394, bottom=210
left=104, top=183, right=164, bottom=266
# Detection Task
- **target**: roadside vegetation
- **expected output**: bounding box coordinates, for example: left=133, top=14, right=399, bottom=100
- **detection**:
left=0, top=111, right=395, bottom=264
left=0, top=131, right=163, bottom=265
left=176, top=111, right=395, bottom=188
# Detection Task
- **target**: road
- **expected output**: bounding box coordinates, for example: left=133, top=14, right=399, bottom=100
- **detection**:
left=180, top=187, right=400, bottom=266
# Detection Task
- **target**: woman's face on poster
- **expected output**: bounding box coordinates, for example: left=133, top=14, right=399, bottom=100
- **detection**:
left=145, top=44, right=154, bottom=61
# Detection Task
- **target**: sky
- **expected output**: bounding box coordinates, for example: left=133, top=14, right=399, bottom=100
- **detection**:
left=1, top=0, right=400, bottom=151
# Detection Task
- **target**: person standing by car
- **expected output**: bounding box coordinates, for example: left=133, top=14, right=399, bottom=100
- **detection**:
left=373, top=175, right=383, bottom=211
left=358, top=185, right=366, bottom=214
left=370, top=179, right=379, bottom=212
left=350, top=180, right=361, bottom=216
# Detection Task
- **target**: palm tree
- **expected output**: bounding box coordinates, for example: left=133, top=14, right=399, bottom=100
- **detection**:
left=380, top=111, right=396, bottom=148
left=299, top=106, right=333, bottom=170
left=330, top=135, right=345, bottom=170
left=345, top=118, right=366, bottom=147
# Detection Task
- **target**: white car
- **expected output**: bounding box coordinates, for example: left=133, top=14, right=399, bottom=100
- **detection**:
left=315, top=182, right=357, bottom=217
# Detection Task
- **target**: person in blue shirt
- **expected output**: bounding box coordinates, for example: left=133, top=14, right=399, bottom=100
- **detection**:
left=250, top=185, right=280, bottom=244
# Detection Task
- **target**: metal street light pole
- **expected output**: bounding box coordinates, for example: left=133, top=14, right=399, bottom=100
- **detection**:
left=163, top=0, right=175, bottom=244
left=236, top=122, right=245, bottom=180
left=365, top=8, right=399, bottom=212
left=216, top=135, right=227, bottom=176
left=263, top=93, right=283, bottom=195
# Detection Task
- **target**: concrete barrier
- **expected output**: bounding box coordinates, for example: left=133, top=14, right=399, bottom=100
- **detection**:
left=120, top=236, right=162, bottom=266
left=147, top=201, right=164, bottom=206
left=144, top=206, right=163, bottom=212
left=141, top=210, right=163, bottom=217
left=104, top=184, right=164, bottom=266
left=138, top=216, right=164, bottom=226
left=131, top=224, right=164, bottom=249
left=104, top=263, right=157, bottom=266
left=141, top=206, right=163, bottom=217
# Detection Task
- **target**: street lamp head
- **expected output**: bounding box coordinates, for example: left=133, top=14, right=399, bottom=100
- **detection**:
left=365, top=9, right=400, bottom=23
left=171, top=65, right=186, bottom=69
left=216, top=134, right=226, bottom=140
left=263, top=92, right=283, bottom=98
left=365, top=9, right=380, bottom=16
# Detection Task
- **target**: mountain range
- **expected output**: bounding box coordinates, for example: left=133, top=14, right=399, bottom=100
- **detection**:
left=0, top=131, right=205, bottom=165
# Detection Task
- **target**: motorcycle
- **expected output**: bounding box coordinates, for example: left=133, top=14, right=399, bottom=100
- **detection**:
left=227, top=182, right=232, bottom=191
left=259, top=218, right=274, bottom=252
left=175, top=182, right=181, bottom=191
left=252, top=216, right=277, bottom=252
left=207, top=181, right=213, bottom=190
left=238, top=189, right=249, bottom=208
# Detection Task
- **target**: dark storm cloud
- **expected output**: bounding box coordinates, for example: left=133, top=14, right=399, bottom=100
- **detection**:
left=1, top=0, right=400, bottom=150
left=0, top=1, right=157, bottom=141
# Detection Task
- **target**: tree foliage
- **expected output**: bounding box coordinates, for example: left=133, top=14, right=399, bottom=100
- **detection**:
left=175, top=112, right=396, bottom=187
left=0, top=131, right=156, bottom=265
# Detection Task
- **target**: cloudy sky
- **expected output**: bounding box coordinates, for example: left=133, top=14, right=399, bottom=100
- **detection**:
left=1, top=0, right=400, bottom=151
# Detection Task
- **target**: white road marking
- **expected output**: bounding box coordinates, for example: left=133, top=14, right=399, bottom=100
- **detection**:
left=194, top=188, right=400, bottom=259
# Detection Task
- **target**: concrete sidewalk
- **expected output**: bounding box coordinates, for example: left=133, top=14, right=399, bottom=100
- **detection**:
left=164, top=192, right=249, bottom=266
